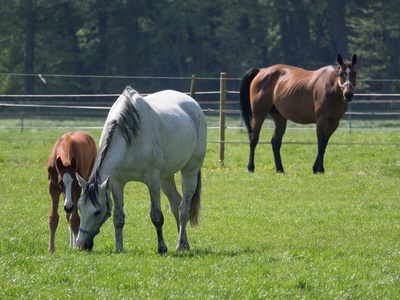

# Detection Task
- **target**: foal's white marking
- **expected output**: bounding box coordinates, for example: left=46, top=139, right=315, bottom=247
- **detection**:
left=69, top=226, right=77, bottom=248
left=62, top=173, right=74, bottom=210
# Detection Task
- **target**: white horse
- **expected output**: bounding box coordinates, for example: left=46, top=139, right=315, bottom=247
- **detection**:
left=76, top=87, right=207, bottom=254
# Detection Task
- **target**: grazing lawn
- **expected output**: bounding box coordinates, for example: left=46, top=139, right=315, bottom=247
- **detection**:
left=0, top=117, right=399, bottom=298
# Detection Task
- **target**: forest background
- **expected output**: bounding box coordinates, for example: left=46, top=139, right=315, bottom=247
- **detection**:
left=1, top=0, right=400, bottom=96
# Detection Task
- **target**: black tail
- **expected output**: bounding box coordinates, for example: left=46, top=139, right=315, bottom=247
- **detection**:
left=240, top=68, right=260, bottom=136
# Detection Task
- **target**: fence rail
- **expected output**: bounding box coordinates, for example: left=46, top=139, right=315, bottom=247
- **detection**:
left=1, top=73, right=400, bottom=162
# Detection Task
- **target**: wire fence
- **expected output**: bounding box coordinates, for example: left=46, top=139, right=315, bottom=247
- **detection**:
left=1, top=73, right=400, bottom=161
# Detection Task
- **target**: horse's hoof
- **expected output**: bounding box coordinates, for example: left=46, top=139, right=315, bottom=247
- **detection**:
left=176, top=242, right=190, bottom=251
left=158, top=245, right=168, bottom=255
left=248, top=165, right=255, bottom=172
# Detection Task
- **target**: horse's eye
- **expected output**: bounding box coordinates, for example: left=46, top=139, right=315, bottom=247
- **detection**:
left=94, top=210, right=102, bottom=216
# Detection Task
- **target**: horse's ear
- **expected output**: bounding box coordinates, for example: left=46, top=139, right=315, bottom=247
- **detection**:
left=71, top=157, right=77, bottom=170
left=337, top=54, right=344, bottom=66
left=76, top=173, right=87, bottom=190
left=56, top=157, right=63, bottom=171
left=100, top=176, right=110, bottom=191
left=351, top=53, right=357, bottom=66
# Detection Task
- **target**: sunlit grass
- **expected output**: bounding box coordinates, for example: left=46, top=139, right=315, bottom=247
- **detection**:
left=0, top=117, right=399, bottom=298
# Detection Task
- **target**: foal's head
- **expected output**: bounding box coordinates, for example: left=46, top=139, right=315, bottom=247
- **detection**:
left=337, top=53, right=357, bottom=102
left=56, top=157, right=80, bottom=214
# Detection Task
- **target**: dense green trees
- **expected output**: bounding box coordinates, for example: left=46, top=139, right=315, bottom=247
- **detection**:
left=0, top=0, right=399, bottom=94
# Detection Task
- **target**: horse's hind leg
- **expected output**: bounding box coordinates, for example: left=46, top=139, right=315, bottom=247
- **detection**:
left=176, top=170, right=199, bottom=251
left=270, top=108, right=287, bottom=173
left=161, top=175, right=182, bottom=233
left=248, top=113, right=268, bottom=172
left=147, top=178, right=168, bottom=254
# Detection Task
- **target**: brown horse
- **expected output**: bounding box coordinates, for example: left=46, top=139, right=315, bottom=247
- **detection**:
left=240, top=54, right=357, bottom=173
left=47, top=132, right=97, bottom=252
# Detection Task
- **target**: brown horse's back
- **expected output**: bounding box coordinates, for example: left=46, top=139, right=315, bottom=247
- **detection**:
left=47, top=132, right=97, bottom=182
left=251, top=65, right=339, bottom=124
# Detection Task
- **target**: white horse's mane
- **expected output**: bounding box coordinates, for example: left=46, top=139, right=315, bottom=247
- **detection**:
left=84, top=87, right=141, bottom=206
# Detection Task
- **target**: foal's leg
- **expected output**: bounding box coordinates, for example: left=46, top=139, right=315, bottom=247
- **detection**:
left=68, top=187, right=81, bottom=248
left=161, top=175, right=182, bottom=233
left=270, top=110, right=288, bottom=173
left=176, top=170, right=199, bottom=251
left=69, top=206, right=80, bottom=248
left=313, top=118, right=339, bottom=174
left=48, top=182, right=60, bottom=253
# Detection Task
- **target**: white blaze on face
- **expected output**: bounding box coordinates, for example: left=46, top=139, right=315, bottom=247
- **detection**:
left=62, top=173, right=74, bottom=210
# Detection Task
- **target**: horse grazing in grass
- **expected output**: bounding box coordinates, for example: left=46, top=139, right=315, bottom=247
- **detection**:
left=47, top=132, right=97, bottom=253
left=240, top=53, right=357, bottom=174
left=76, top=87, right=207, bottom=254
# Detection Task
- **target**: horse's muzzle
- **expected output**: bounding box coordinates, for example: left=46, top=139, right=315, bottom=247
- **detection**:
left=76, top=235, right=94, bottom=251
left=344, top=91, right=354, bottom=102
left=64, top=204, right=74, bottom=213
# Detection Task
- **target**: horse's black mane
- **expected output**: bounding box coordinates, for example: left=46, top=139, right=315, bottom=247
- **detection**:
left=84, top=86, right=141, bottom=206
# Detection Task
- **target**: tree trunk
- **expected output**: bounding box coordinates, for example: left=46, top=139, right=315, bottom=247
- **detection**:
left=62, top=2, right=91, bottom=92
left=291, top=0, right=312, bottom=68
left=327, top=0, right=349, bottom=59
left=97, top=0, right=108, bottom=74
left=274, top=0, right=298, bottom=65
left=25, top=0, right=35, bottom=94
left=383, top=34, right=400, bottom=93
left=124, top=0, right=136, bottom=76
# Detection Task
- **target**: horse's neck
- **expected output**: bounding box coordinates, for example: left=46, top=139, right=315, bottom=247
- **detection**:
left=96, top=130, right=130, bottom=185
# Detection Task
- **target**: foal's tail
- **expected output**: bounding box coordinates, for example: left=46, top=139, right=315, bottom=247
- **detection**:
left=190, top=170, right=202, bottom=228
left=240, top=68, right=260, bottom=136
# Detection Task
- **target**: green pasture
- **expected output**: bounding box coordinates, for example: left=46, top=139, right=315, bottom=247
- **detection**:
left=0, top=116, right=399, bottom=299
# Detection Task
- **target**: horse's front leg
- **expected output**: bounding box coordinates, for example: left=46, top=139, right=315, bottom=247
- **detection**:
left=148, top=179, right=168, bottom=255
left=48, top=182, right=60, bottom=253
left=68, top=205, right=80, bottom=248
left=112, top=185, right=125, bottom=253
left=314, top=119, right=338, bottom=174
left=313, top=135, right=328, bottom=173
left=68, top=188, right=81, bottom=248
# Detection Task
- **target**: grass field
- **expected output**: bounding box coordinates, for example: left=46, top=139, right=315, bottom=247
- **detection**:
left=0, top=116, right=399, bottom=299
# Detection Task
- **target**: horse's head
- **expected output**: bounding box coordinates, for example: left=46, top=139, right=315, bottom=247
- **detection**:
left=76, top=174, right=112, bottom=251
left=337, top=53, right=357, bottom=102
left=56, top=156, right=80, bottom=214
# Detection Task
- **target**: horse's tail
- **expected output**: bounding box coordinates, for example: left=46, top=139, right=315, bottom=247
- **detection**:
left=240, top=68, right=260, bottom=136
left=190, top=170, right=201, bottom=228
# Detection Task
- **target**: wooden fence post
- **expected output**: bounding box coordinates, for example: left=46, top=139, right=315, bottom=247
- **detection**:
left=190, top=74, right=197, bottom=99
left=219, top=72, right=226, bottom=163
